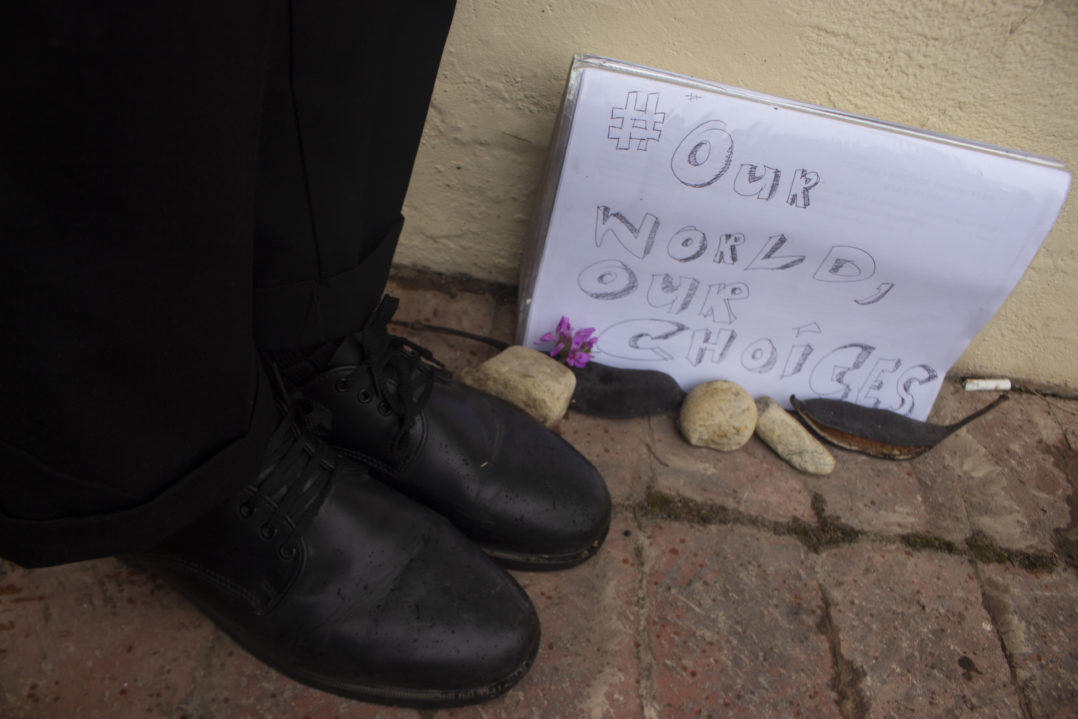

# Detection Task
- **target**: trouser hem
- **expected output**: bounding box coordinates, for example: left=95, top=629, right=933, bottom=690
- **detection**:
left=0, top=365, right=279, bottom=568
left=253, top=215, right=403, bottom=349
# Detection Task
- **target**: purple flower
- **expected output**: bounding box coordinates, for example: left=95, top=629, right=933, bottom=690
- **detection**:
left=570, top=326, right=595, bottom=350
left=556, top=316, right=572, bottom=337
left=565, top=349, right=589, bottom=367
left=533, top=316, right=597, bottom=367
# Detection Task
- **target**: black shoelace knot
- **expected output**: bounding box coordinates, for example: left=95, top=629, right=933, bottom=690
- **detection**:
left=350, top=295, right=446, bottom=455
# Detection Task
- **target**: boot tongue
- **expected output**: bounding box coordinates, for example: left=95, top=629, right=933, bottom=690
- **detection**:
left=328, top=330, right=408, bottom=397
left=327, top=334, right=364, bottom=368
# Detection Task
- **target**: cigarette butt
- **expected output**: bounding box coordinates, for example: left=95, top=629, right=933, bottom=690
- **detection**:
left=963, top=378, right=1012, bottom=392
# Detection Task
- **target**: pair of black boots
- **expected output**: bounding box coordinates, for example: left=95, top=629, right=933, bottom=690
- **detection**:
left=122, top=297, right=612, bottom=707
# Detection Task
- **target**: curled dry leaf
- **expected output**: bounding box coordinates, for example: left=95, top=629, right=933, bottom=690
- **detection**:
left=789, top=394, right=1009, bottom=460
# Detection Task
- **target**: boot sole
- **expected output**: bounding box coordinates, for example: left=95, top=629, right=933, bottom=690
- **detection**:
left=275, top=631, right=540, bottom=708
left=483, top=519, right=611, bottom=572
left=121, top=557, right=541, bottom=708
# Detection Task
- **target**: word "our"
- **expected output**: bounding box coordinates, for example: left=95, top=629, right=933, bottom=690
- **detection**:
left=671, top=120, right=820, bottom=208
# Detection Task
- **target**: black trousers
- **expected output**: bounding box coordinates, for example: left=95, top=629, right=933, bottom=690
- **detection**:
left=0, top=1, right=455, bottom=567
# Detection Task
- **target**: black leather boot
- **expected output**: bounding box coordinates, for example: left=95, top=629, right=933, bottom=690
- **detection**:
left=294, top=296, right=612, bottom=570
left=122, top=404, right=540, bottom=707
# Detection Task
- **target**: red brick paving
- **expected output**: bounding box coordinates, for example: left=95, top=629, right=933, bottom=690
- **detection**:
left=979, top=563, right=1078, bottom=719
left=819, top=545, right=1022, bottom=719
left=645, top=523, right=841, bottom=719
left=2, top=274, right=1077, bottom=719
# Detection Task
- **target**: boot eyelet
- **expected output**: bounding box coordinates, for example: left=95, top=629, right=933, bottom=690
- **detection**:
left=357, top=389, right=373, bottom=404
left=238, top=503, right=254, bottom=518
left=278, top=545, right=297, bottom=560
left=259, top=524, right=278, bottom=540
left=377, top=401, right=392, bottom=416
left=335, top=378, right=350, bottom=392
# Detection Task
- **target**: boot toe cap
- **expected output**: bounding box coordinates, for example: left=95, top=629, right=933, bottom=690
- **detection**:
left=294, top=478, right=541, bottom=703
left=456, top=391, right=613, bottom=568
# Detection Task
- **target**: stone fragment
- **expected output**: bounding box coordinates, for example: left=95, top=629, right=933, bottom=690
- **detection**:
left=678, top=380, right=756, bottom=451
left=754, top=396, right=835, bottom=474
left=459, top=345, right=575, bottom=426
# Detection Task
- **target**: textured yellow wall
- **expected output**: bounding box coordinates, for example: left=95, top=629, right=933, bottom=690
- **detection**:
left=399, top=0, right=1077, bottom=392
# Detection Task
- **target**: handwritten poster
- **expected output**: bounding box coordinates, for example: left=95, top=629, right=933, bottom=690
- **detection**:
left=517, top=56, right=1070, bottom=420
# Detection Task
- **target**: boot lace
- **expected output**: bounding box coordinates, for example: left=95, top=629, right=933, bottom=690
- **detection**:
left=350, top=295, right=447, bottom=455
left=240, top=397, right=337, bottom=559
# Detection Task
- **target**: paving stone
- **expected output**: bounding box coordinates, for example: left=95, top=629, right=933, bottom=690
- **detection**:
left=0, top=558, right=421, bottom=719
left=802, top=445, right=971, bottom=543
left=384, top=276, right=503, bottom=338
left=489, top=290, right=523, bottom=345
left=0, top=558, right=215, bottom=719
left=1037, top=394, right=1078, bottom=567
left=179, top=638, right=419, bottom=719
left=443, top=514, right=643, bottom=719
left=643, top=523, right=841, bottom=719
left=1046, top=395, right=1078, bottom=451
left=555, top=412, right=651, bottom=505
left=921, top=384, right=1073, bottom=553
left=384, top=278, right=506, bottom=375
left=649, top=411, right=816, bottom=524
left=979, top=563, right=1078, bottom=719
left=819, top=544, right=1023, bottom=719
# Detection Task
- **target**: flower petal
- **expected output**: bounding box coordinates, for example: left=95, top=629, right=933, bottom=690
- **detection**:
left=576, top=326, right=596, bottom=341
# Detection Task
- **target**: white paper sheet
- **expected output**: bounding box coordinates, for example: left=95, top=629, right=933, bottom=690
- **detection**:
left=518, top=57, right=1070, bottom=420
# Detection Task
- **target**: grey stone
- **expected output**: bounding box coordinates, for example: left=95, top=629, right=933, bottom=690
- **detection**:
left=459, top=345, right=575, bottom=426
left=678, top=380, right=756, bottom=451
left=754, top=396, right=835, bottom=474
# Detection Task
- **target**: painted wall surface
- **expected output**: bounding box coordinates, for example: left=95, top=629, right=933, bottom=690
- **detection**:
left=397, top=0, right=1077, bottom=392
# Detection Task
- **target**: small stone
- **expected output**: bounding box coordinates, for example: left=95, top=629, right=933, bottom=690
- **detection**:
left=754, top=396, right=835, bottom=474
left=678, top=380, right=756, bottom=451
left=459, top=345, right=576, bottom=426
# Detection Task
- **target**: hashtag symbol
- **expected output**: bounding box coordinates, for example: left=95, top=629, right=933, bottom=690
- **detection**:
left=608, top=91, right=664, bottom=151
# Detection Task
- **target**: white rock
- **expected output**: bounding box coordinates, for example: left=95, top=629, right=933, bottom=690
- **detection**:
left=459, top=345, right=576, bottom=426
left=754, top=396, right=835, bottom=475
left=678, top=380, right=756, bottom=451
